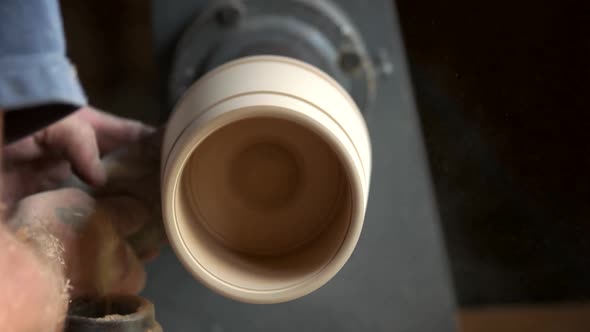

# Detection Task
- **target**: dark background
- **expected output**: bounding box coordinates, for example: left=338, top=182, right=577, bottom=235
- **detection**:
left=59, top=0, right=590, bottom=328
left=397, top=0, right=590, bottom=305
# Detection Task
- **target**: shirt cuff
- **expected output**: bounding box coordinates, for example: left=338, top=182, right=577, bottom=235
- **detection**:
left=0, top=52, right=87, bottom=110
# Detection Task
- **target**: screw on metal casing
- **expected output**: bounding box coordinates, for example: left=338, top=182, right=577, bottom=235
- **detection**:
left=339, top=51, right=362, bottom=74
left=216, top=6, right=241, bottom=27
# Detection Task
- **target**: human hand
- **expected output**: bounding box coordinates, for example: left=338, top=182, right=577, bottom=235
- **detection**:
left=2, top=107, right=154, bottom=206
left=8, top=188, right=149, bottom=297
left=91, top=128, right=166, bottom=259
left=6, top=128, right=165, bottom=297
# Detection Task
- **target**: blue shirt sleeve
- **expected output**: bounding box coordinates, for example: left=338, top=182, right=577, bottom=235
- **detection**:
left=0, top=0, right=87, bottom=141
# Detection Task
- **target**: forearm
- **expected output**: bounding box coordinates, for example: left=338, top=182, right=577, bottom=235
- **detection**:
left=0, top=223, right=67, bottom=332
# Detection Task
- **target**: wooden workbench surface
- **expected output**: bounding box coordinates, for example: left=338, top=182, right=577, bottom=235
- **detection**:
left=460, top=303, right=590, bottom=332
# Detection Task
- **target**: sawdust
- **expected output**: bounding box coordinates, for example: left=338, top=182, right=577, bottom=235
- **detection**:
left=13, top=218, right=65, bottom=266
left=13, top=218, right=71, bottom=301
left=96, top=313, right=126, bottom=321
